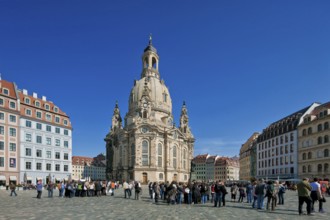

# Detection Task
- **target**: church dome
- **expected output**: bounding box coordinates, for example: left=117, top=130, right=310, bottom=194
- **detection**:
left=128, top=37, right=172, bottom=116
left=128, top=76, right=172, bottom=115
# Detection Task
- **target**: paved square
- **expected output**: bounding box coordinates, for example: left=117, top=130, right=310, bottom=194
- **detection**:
left=0, top=187, right=329, bottom=220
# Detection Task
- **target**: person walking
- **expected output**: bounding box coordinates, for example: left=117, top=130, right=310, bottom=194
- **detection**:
left=36, top=180, right=43, bottom=199
left=297, top=178, right=312, bottom=215
left=9, top=182, right=17, bottom=196
left=310, top=178, right=325, bottom=213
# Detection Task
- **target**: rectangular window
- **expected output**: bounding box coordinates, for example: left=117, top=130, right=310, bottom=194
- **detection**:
left=0, top=157, right=4, bottom=167
left=26, top=133, right=32, bottom=142
left=0, top=112, right=4, bottom=120
left=36, top=111, right=42, bottom=119
left=0, top=141, right=4, bottom=150
left=26, top=148, right=31, bottom=156
left=36, top=149, right=42, bottom=157
left=0, top=126, right=4, bottom=135
left=26, top=109, right=32, bottom=116
left=46, top=125, right=51, bottom=132
left=26, top=162, right=31, bottom=170
left=64, top=165, right=68, bottom=172
left=9, top=128, right=16, bottom=137
left=46, top=114, right=51, bottom=121
left=55, top=152, right=60, bottom=159
left=64, top=153, right=68, bottom=160
left=26, top=120, right=32, bottom=127
left=64, top=129, right=69, bottom=135
left=9, top=115, right=16, bottom=123
left=36, top=123, right=42, bottom=130
left=64, top=141, right=69, bottom=148
left=55, top=164, right=60, bottom=171
left=55, top=127, right=60, bottom=134
left=10, top=102, right=16, bottom=109
left=64, top=120, right=68, bottom=125
left=46, top=163, right=51, bottom=171
left=0, top=99, right=3, bottom=106
left=9, top=143, right=16, bottom=151
left=55, top=139, right=60, bottom=146
left=46, top=137, right=51, bottom=145
left=142, top=155, right=148, bottom=166
left=46, top=151, right=51, bottom=159
left=36, top=135, right=42, bottom=144
left=36, top=162, right=42, bottom=170
left=9, top=158, right=16, bottom=168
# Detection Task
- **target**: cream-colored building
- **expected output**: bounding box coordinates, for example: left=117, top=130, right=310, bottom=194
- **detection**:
left=298, top=102, right=330, bottom=179
left=72, top=154, right=106, bottom=181
left=105, top=38, right=195, bottom=183
left=214, top=156, right=239, bottom=181
left=239, top=132, right=259, bottom=181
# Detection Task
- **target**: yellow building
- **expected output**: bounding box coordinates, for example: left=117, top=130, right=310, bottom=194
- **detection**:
left=239, top=132, right=259, bottom=181
left=298, top=102, right=330, bottom=179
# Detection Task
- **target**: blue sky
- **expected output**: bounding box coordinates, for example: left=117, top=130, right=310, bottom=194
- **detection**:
left=1, top=0, right=329, bottom=157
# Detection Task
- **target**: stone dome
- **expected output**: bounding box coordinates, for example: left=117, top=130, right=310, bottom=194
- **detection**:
left=128, top=75, right=172, bottom=115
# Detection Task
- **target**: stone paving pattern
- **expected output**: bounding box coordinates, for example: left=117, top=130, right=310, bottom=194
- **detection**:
left=0, top=187, right=329, bottom=220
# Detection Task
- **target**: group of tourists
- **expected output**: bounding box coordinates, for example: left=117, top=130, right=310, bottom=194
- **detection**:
left=7, top=176, right=328, bottom=216
left=297, top=177, right=326, bottom=215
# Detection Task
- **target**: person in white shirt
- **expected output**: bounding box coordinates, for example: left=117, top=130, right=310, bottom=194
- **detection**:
left=310, top=177, right=324, bottom=213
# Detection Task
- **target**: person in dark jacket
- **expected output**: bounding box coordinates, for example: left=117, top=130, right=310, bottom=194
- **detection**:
left=214, top=181, right=222, bottom=207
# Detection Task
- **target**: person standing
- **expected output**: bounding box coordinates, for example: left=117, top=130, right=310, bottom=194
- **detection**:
left=278, top=182, right=286, bottom=205
left=255, top=179, right=266, bottom=209
left=297, top=178, right=312, bottom=215
left=214, top=180, right=222, bottom=207
left=310, top=178, right=325, bottom=213
left=10, top=182, right=17, bottom=196
left=246, top=181, right=253, bottom=203
left=47, top=181, right=54, bottom=198
left=36, top=180, right=43, bottom=199
left=265, top=180, right=276, bottom=211
left=230, top=183, right=238, bottom=202
left=134, top=181, right=141, bottom=200
left=251, top=181, right=258, bottom=208
left=220, top=181, right=227, bottom=206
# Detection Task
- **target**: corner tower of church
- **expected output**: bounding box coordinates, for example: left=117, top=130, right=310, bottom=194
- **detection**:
left=105, top=37, right=195, bottom=183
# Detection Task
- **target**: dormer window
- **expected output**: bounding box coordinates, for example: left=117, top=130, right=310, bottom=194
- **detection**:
left=45, top=104, right=50, bottom=111
left=35, top=101, right=40, bottom=108
left=54, top=107, right=59, bottom=113
left=25, top=98, right=30, bottom=104
left=3, top=88, right=9, bottom=95
left=63, top=119, right=68, bottom=126
left=55, top=116, right=60, bottom=123
left=320, top=112, right=324, bottom=118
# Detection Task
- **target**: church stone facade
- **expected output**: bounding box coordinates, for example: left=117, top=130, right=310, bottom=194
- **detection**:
left=105, top=38, right=195, bottom=183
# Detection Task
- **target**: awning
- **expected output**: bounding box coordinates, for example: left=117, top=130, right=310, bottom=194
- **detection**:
left=36, top=177, right=43, bottom=180
left=0, top=175, right=6, bottom=181
left=27, top=177, right=32, bottom=180
left=9, top=176, right=17, bottom=181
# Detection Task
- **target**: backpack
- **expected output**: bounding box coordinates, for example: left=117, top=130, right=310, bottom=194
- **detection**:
left=279, top=186, right=286, bottom=193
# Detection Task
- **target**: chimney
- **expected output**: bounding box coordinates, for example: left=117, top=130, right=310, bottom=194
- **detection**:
left=23, top=89, right=28, bottom=95
left=33, top=92, right=38, bottom=98
left=42, top=96, right=47, bottom=101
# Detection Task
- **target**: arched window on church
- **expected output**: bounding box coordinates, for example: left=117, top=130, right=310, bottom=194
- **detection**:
left=173, top=146, right=177, bottom=169
left=131, top=144, right=135, bottom=167
left=144, top=57, right=149, bottom=68
left=318, top=164, right=322, bottom=172
left=308, top=152, right=312, bottom=159
left=308, top=165, right=312, bottom=172
left=325, top=122, right=329, bottom=130
left=158, top=143, right=163, bottom=167
left=152, top=57, right=157, bottom=69
left=142, top=140, right=149, bottom=166
left=325, top=163, right=329, bottom=172
left=183, top=149, right=187, bottom=169
left=302, top=165, right=306, bottom=173
left=302, top=153, right=306, bottom=160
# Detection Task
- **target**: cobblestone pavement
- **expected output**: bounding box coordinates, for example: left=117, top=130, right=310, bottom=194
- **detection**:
left=0, top=187, right=329, bottom=220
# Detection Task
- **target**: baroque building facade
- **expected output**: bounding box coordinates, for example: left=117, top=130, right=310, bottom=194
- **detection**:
left=105, top=38, right=195, bottom=183
left=239, top=132, right=259, bottom=181
left=298, top=102, right=330, bottom=179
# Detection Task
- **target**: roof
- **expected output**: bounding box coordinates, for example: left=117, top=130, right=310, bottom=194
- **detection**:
left=0, top=80, right=18, bottom=99
left=309, top=102, right=330, bottom=116
left=193, top=154, right=209, bottom=163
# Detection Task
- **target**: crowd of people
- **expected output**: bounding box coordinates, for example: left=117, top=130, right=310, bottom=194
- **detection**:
left=7, top=177, right=329, bottom=216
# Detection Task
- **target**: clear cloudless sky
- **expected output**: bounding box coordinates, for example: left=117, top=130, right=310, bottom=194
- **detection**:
left=1, top=0, right=330, bottom=157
